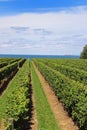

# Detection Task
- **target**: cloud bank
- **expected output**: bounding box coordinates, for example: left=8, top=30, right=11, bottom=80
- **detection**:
left=0, top=6, right=87, bottom=55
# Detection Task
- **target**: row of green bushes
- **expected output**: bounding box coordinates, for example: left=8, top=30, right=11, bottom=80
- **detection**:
left=0, top=62, right=8, bottom=68
left=0, top=59, right=26, bottom=81
left=5, top=60, right=30, bottom=130
left=37, top=58, right=87, bottom=71
left=0, top=62, right=18, bottom=81
left=0, top=58, right=21, bottom=68
left=53, top=58, right=86, bottom=71
left=34, top=60, right=87, bottom=130
left=0, top=58, right=14, bottom=63
left=38, top=59, right=87, bottom=85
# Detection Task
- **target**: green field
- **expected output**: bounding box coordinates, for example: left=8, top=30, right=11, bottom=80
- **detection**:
left=33, top=58, right=87, bottom=130
left=0, top=58, right=87, bottom=130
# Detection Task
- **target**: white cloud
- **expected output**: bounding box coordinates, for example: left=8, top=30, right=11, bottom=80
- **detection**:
left=0, top=6, right=87, bottom=55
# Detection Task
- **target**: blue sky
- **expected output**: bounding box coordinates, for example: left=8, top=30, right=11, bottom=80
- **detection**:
left=0, top=0, right=87, bottom=55
left=0, top=0, right=87, bottom=15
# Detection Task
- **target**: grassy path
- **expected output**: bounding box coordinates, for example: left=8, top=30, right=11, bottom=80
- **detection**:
left=31, top=63, right=60, bottom=130
left=32, top=62, right=78, bottom=130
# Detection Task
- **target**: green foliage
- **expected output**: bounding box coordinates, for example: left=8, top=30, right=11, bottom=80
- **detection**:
left=0, top=58, right=26, bottom=81
left=0, top=62, right=18, bottom=81
left=80, top=45, right=87, bottom=59
left=4, top=60, right=30, bottom=129
left=0, top=58, right=21, bottom=68
left=18, top=58, right=26, bottom=67
left=37, top=58, right=87, bottom=71
left=1, top=57, right=87, bottom=129
left=33, top=59, right=87, bottom=130
left=0, top=62, right=8, bottom=68
left=37, top=59, right=87, bottom=85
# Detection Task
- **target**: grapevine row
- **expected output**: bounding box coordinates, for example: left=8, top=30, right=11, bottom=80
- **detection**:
left=33, top=59, right=87, bottom=130
left=0, top=58, right=21, bottom=68
left=5, top=60, right=30, bottom=130
left=0, top=58, right=25, bottom=81
left=37, top=59, right=87, bottom=85
left=38, top=58, right=87, bottom=71
left=0, top=62, right=18, bottom=81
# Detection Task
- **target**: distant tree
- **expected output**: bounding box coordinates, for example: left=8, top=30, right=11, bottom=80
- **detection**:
left=80, top=45, right=87, bottom=59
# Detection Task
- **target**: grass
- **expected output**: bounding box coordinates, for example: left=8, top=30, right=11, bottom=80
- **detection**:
left=31, top=63, right=60, bottom=130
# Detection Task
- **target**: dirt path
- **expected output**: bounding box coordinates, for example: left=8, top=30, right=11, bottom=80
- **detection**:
left=0, top=120, right=5, bottom=130
left=33, top=63, right=79, bottom=130
left=30, top=80, right=38, bottom=130
left=30, top=96, right=37, bottom=130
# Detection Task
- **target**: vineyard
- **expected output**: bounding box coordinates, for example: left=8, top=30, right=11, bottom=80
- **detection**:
left=33, top=58, right=87, bottom=130
left=0, top=58, right=87, bottom=130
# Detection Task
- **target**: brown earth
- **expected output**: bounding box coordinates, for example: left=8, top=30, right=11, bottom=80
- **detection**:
left=29, top=77, right=38, bottom=130
left=33, top=62, right=79, bottom=130
left=0, top=120, right=5, bottom=130
left=30, top=90, right=38, bottom=130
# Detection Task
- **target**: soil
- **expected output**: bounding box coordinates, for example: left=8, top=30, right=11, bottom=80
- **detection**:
left=33, top=62, right=79, bottom=130
left=0, top=120, right=5, bottom=130
left=28, top=78, right=38, bottom=130
left=30, top=90, right=38, bottom=130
